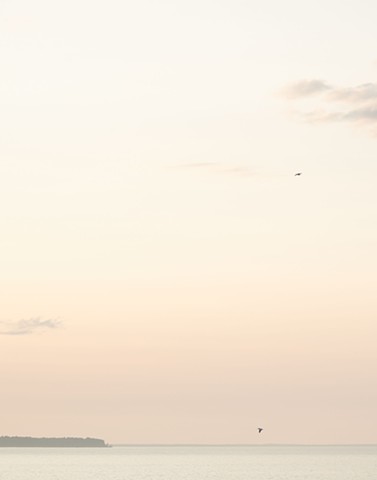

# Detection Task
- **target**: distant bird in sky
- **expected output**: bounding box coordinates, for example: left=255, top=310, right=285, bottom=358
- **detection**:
left=294, top=172, right=302, bottom=176
left=258, top=428, right=263, bottom=433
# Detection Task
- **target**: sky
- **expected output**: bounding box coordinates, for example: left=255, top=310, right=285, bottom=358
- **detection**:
left=1, top=0, right=377, bottom=444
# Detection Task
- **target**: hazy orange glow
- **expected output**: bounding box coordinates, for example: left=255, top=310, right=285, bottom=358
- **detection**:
left=1, top=0, right=377, bottom=444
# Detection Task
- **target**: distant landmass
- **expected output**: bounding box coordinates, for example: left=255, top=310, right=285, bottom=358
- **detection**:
left=0, top=436, right=110, bottom=447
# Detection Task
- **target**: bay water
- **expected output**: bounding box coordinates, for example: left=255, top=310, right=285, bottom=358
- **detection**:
left=1, top=445, right=376, bottom=480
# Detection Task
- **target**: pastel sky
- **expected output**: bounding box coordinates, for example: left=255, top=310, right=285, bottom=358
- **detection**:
left=1, top=0, right=377, bottom=444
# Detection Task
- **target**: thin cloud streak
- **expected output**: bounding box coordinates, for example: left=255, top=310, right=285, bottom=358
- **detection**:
left=281, top=79, right=331, bottom=98
left=284, top=77, right=377, bottom=131
left=177, top=162, right=217, bottom=168
left=0, top=318, right=62, bottom=336
left=170, top=162, right=258, bottom=177
left=327, top=83, right=377, bottom=104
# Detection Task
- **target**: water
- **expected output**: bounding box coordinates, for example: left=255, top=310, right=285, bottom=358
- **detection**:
left=0, top=445, right=376, bottom=480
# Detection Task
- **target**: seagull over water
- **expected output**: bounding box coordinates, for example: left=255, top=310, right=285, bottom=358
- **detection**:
left=294, top=172, right=302, bottom=176
left=258, top=428, right=263, bottom=433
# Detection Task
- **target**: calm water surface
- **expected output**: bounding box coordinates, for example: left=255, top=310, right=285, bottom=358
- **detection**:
left=0, top=445, right=376, bottom=480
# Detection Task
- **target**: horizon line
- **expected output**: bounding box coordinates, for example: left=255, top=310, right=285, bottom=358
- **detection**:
left=112, top=443, right=377, bottom=447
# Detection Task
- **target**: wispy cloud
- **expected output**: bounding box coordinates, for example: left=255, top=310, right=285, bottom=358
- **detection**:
left=171, top=162, right=258, bottom=177
left=281, top=79, right=331, bottom=99
left=0, top=317, right=62, bottom=336
left=326, top=83, right=377, bottom=104
left=178, top=162, right=217, bottom=169
left=283, top=77, right=377, bottom=132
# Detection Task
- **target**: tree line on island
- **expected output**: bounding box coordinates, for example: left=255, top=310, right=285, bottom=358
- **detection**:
left=0, top=436, right=110, bottom=447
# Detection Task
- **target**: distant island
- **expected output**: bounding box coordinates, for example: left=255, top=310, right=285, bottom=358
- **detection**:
left=0, top=436, right=110, bottom=448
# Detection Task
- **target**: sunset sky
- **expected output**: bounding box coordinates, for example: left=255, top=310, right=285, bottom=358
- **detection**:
left=1, top=0, right=377, bottom=444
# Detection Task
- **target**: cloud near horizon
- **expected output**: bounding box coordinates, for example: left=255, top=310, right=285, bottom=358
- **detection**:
left=0, top=318, right=62, bottom=336
left=282, top=78, right=377, bottom=132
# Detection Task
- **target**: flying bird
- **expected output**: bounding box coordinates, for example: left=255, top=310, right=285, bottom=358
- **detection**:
left=294, top=172, right=302, bottom=176
left=258, top=428, right=263, bottom=433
